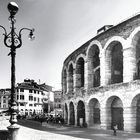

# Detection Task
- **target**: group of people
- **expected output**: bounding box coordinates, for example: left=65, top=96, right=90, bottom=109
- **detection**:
left=44, top=114, right=64, bottom=125
left=36, top=114, right=65, bottom=125
left=17, top=113, right=65, bottom=125
left=18, top=113, right=118, bottom=136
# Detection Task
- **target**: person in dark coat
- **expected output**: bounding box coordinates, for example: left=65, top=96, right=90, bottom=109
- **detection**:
left=112, top=124, right=117, bottom=136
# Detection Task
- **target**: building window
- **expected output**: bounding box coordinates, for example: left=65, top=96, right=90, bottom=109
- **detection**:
left=29, top=104, right=33, bottom=106
left=34, top=90, right=36, bottom=94
left=17, top=95, right=19, bottom=100
left=38, top=91, right=39, bottom=94
left=38, top=98, right=39, bottom=103
left=17, top=89, right=19, bottom=92
left=29, top=96, right=33, bottom=101
left=20, top=103, right=24, bottom=106
left=20, top=95, right=24, bottom=100
left=3, top=105, right=6, bottom=108
left=34, top=104, right=36, bottom=107
left=29, top=89, right=32, bottom=93
left=20, top=88, right=24, bottom=92
left=58, top=104, right=61, bottom=108
left=34, top=97, right=36, bottom=101
left=3, top=100, right=6, bottom=103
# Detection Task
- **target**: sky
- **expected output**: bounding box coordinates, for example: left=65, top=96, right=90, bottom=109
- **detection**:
left=0, top=0, right=140, bottom=90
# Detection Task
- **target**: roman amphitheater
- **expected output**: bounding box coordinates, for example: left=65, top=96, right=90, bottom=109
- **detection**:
left=62, top=13, right=140, bottom=132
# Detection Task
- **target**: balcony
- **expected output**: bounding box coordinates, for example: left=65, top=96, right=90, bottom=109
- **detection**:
left=34, top=102, right=43, bottom=105
left=17, top=99, right=28, bottom=104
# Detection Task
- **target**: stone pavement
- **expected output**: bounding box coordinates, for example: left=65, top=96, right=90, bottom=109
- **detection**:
left=0, top=116, right=10, bottom=130
left=1, top=118, right=140, bottom=140
left=17, top=120, right=140, bottom=140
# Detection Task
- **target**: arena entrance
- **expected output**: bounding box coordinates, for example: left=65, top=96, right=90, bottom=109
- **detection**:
left=65, top=103, right=68, bottom=124
left=136, top=98, right=140, bottom=132
left=106, top=96, right=124, bottom=130
left=111, top=97, right=124, bottom=130
left=88, top=98, right=100, bottom=126
left=77, top=100, right=85, bottom=126
left=69, top=102, right=75, bottom=125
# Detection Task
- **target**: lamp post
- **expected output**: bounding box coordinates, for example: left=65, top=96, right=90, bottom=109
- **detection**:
left=0, top=2, right=34, bottom=140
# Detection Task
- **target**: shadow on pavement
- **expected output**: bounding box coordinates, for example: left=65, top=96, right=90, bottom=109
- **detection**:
left=17, top=119, right=140, bottom=140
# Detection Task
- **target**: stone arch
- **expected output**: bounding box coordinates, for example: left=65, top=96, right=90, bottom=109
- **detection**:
left=88, top=98, right=100, bottom=126
left=86, top=41, right=101, bottom=88
left=104, top=38, right=123, bottom=85
left=129, top=27, right=140, bottom=80
left=75, top=55, right=85, bottom=89
left=77, top=100, right=85, bottom=126
left=64, top=103, right=68, bottom=124
left=106, top=96, right=124, bottom=130
left=69, top=101, right=75, bottom=125
left=131, top=93, right=140, bottom=132
left=86, top=40, right=102, bottom=56
left=67, top=62, right=74, bottom=93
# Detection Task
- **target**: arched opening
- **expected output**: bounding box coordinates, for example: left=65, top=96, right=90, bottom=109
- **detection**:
left=77, top=100, right=85, bottom=126
left=131, top=94, right=140, bottom=132
left=136, top=98, right=140, bottom=132
left=111, top=97, right=123, bottom=130
left=137, top=61, right=140, bottom=79
left=75, top=58, right=85, bottom=89
left=29, top=109, right=32, bottom=115
left=25, top=109, right=28, bottom=115
left=69, top=102, right=75, bottom=125
left=132, top=32, right=140, bottom=79
left=88, top=98, right=100, bottom=126
left=63, top=69, right=67, bottom=93
left=68, top=64, right=74, bottom=93
left=87, top=45, right=100, bottom=88
left=65, top=103, right=68, bottom=124
left=105, top=41, right=123, bottom=84
left=106, top=96, right=124, bottom=130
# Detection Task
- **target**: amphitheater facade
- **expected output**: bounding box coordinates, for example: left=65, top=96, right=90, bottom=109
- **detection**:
left=61, top=14, right=140, bottom=132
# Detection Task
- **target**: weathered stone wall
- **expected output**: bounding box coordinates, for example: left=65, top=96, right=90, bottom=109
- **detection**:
left=62, top=13, right=140, bottom=132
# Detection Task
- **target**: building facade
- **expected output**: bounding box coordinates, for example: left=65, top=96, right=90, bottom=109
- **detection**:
left=0, top=89, right=10, bottom=112
left=16, top=79, right=44, bottom=115
left=16, top=79, right=53, bottom=116
left=39, top=83, right=54, bottom=114
left=0, top=79, right=53, bottom=116
left=62, top=13, right=140, bottom=132
left=53, top=90, right=63, bottom=116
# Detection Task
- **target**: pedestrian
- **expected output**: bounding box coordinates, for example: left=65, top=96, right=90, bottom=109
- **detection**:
left=112, top=124, right=117, bottom=136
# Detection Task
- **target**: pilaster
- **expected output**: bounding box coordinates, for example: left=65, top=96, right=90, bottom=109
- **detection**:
left=123, top=47, right=136, bottom=82
left=100, top=51, right=106, bottom=86
left=123, top=106, right=136, bottom=132
left=74, top=105, right=77, bottom=126
left=84, top=60, right=94, bottom=91
left=100, top=107, right=111, bottom=129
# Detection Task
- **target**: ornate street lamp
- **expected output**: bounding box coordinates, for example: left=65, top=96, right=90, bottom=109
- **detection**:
left=0, top=2, right=34, bottom=140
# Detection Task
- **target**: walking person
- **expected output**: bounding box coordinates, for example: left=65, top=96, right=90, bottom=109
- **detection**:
left=112, top=124, right=117, bottom=136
